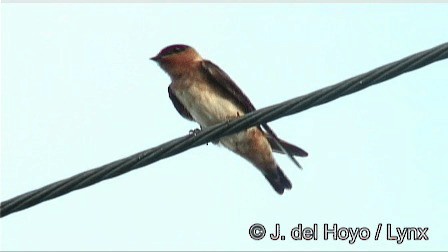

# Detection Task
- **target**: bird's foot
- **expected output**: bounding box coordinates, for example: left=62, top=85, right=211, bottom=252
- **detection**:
left=189, top=127, right=213, bottom=145
left=189, top=128, right=201, bottom=136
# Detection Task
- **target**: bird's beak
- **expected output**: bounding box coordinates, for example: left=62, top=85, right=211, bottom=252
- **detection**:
left=150, top=55, right=160, bottom=62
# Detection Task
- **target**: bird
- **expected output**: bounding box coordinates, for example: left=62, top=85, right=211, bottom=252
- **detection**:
left=150, top=44, right=308, bottom=194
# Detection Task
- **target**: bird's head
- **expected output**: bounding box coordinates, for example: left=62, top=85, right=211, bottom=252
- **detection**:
left=150, top=44, right=202, bottom=78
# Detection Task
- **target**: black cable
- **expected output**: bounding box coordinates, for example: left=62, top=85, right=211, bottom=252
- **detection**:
left=1, top=42, right=448, bottom=218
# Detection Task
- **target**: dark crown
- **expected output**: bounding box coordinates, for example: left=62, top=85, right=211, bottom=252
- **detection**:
left=158, top=44, right=191, bottom=57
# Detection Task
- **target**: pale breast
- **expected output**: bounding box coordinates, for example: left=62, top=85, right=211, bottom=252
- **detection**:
left=172, top=79, right=244, bottom=127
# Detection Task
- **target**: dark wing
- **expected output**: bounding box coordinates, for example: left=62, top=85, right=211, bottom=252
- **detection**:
left=201, top=60, right=256, bottom=113
left=266, top=135, right=308, bottom=157
left=168, top=85, right=194, bottom=121
left=201, top=60, right=308, bottom=163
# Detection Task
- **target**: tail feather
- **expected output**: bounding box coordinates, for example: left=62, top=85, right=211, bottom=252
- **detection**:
left=267, top=136, right=308, bottom=157
left=264, top=166, right=292, bottom=195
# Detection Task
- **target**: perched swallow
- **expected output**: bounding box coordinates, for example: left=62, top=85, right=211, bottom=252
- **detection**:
left=151, top=44, right=308, bottom=194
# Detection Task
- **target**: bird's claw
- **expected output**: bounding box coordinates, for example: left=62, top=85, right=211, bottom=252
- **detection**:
left=188, top=128, right=212, bottom=145
left=189, top=128, right=201, bottom=136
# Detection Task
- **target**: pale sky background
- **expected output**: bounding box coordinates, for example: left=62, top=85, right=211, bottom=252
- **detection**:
left=1, top=3, right=448, bottom=251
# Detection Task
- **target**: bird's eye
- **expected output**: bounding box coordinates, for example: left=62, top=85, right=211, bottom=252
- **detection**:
left=173, top=47, right=182, bottom=52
